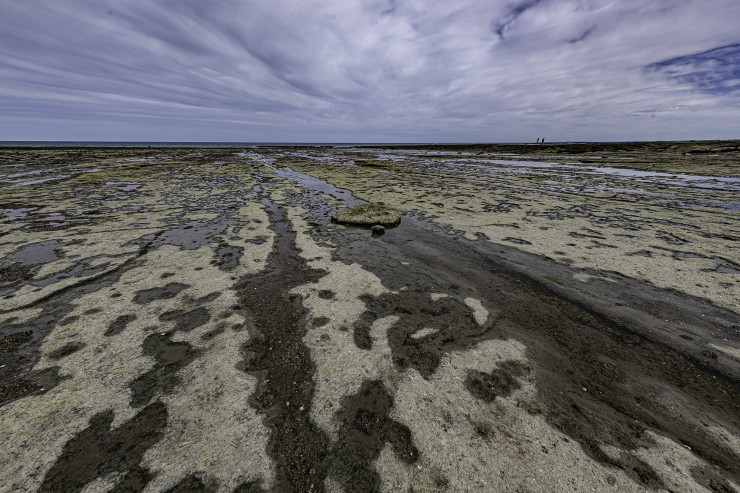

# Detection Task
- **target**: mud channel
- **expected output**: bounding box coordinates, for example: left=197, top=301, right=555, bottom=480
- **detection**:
left=0, top=143, right=738, bottom=492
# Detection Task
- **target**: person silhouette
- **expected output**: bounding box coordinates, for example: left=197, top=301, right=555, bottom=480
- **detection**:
left=541, top=137, right=545, bottom=143
left=536, top=138, right=540, bottom=143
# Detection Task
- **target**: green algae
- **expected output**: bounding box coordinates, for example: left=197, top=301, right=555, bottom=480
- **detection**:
left=331, top=204, right=401, bottom=227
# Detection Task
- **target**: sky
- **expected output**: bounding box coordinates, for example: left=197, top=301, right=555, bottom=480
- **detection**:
left=1, top=0, right=739, bottom=143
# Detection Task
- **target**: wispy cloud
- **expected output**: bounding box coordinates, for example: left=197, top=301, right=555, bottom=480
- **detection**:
left=647, top=43, right=740, bottom=94
left=0, top=0, right=738, bottom=141
left=492, top=0, right=545, bottom=39
left=567, top=25, right=595, bottom=44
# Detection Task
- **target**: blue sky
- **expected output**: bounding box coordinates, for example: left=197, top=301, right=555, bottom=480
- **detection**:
left=1, top=0, right=738, bottom=142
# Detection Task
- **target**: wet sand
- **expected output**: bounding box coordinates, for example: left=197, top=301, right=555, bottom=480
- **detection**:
left=0, top=143, right=738, bottom=492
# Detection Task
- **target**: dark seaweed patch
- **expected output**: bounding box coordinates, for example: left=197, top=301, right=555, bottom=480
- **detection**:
left=194, top=291, right=221, bottom=304
left=129, top=333, right=199, bottom=407
left=201, top=326, right=226, bottom=341
left=140, top=221, right=229, bottom=251
left=133, top=282, right=189, bottom=304
left=0, top=367, right=61, bottom=406
left=0, top=263, right=35, bottom=283
left=328, top=379, right=418, bottom=492
left=214, top=243, right=244, bottom=271
left=0, top=330, right=33, bottom=352
left=503, top=237, right=533, bottom=245
left=109, top=466, right=154, bottom=493
left=584, top=449, right=667, bottom=490
left=106, top=314, right=137, bottom=337
left=47, top=342, right=85, bottom=361
left=58, top=316, right=79, bottom=326
left=465, top=360, right=529, bottom=402
left=232, top=479, right=268, bottom=493
left=318, top=289, right=335, bottom=300
left=691, top=465, right=737, bottom=493
left=626, top=250, right=653, bottom=257
left=655, top=230, right=687, bottom=245
left=353, top=291, right=494, bottom=378
left=163, top=474, right=218, bottom=493
left=159, top=307, right=211, bottom=332
left=40, top=402, right=167, bottom=493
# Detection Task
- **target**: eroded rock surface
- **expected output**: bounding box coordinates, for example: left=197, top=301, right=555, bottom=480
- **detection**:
left=1, top=144, right=738, bottom=492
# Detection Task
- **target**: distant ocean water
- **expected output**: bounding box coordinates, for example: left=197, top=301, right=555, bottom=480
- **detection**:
left=0, top=141, right=438, bottom=148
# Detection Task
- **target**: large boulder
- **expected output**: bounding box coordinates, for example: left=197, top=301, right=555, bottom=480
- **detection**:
left=331, top=204, right=401, bottom=227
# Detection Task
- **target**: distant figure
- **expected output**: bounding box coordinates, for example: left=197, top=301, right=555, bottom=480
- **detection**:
left=536, top=138, right=540, bottom=143
left=541, top=137, right=545, bottom=143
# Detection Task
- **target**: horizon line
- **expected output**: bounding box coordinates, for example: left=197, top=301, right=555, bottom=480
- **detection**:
left=1, top=138, right=738, bottom=146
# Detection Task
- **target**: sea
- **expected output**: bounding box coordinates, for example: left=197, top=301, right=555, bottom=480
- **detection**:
left=0, top=141, right=439, bottom=148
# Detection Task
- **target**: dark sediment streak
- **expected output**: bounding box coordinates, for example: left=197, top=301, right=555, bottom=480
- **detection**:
left=237, top=198, right=329, bottom=492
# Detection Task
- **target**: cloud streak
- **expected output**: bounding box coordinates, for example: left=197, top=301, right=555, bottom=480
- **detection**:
left=647, top=43, right=740, bottom=95
left=0, top=0, right=738, bottom=142
left=492, top=0, right=545, bottom=39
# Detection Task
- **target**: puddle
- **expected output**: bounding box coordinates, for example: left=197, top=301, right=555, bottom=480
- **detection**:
left=674, top=251, right=707, bottom=260
left=431, top=161, right=534, bottom=176
left=269, top=165, right=365, bottom=207
left=713, top=258, right=740, bottom=275
left=407, top=155, right=740, bottom=200
left=581, top=166, right=740, bottom=190
left=8, top=175, right=72, bottom=188
left=138, top=220, right=232, bottom=250
left=715, top=264, right=740, bottom=274
left=30, top=257, right=113, bottom=288
left=3, top=168, right=103, bottom=189
left=6, top=168, right=58, bottom=179
left=8, top=241, right=63, bottom=266
left=373, top=153, right=408, bottom=161
left=106, top=181, right=141, bottom=192
left=133, top=282, right=190, bottom=304
left=714, top=201, right=740, bottom=211
left=487, top=159, right=566, bottom=168
left=0, top=208, right=37, bottom=218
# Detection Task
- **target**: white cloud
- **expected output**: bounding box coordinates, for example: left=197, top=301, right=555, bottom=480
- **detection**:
left=0, top=0, right=738, bottom=141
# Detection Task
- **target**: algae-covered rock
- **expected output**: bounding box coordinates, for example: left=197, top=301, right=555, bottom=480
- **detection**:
left=331, top=204, right=401, bottom=227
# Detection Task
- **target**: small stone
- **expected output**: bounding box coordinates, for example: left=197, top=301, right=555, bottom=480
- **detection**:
left=371, top=225, right=385, bottom=233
